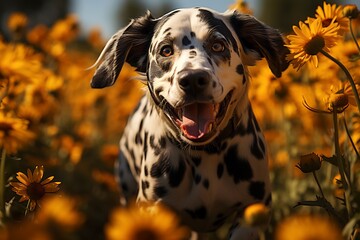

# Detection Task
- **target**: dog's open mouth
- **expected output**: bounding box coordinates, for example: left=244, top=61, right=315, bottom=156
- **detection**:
left=164, top=91, right=233, bottom=141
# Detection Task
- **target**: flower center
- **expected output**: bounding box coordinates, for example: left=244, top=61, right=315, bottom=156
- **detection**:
left=0, top=122, right=14, bottom=134
left=321, top=18, right=332, bottom=27
left=26, top=182, right=45, bottom=200
left=304, top=35, right=325, bottom=55
left=132, top=228, right=160, bottom=240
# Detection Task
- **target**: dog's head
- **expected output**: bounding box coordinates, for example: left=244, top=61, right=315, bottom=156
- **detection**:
left=91, top=8, right=289, bottom=145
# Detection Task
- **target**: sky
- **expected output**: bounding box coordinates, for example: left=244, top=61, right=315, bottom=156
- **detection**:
left=69, top=0, right=260, bottom=38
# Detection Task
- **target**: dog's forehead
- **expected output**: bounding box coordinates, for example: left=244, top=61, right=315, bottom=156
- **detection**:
left=156, top=8, right=230, bottom=39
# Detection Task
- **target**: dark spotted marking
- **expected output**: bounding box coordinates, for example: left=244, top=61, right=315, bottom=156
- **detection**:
left=155, top=86, right=164, bottom=97
left=144, top=165, right=148, bottom=177
left=168, top=156, right=186, bottom=187
left=143, top=131, right=148, bottom=159
left=250, top=135, right=265, bottom=160
left=224, top=145, right=253, bottom=183
left=153, top=9, right=180, bottom=39
left=185, top=206, right=207, bottom=219
left=149, top=60, right=165, bottom=79
left=149, top=134, right=161, bottom=156
left=217, top=163, right=224, bottom=179
left=190, top=31, right=196, bottom=38
left=248, top=181, right=265, bottom=200
left=191, top=157, right=201, bottom=166
left=154, top=185, right=168, bottom=198
left=150, top=153, right=170, bottom=178
left=212, top=81, right=217, bottom=88
left=182, top=36, right=191, bottom=46
left=194, top=174, right=201, bottom=184
left=189, top=45, right=195, bottom=49
left=141, top=180, right=150, bottom=199
left=197, top=9, right=239, bottom=55
left=203, top=179, right=209, bottom=189
left=163, top=27, right=172, bottom=33
left=236, top=64, right=244, bottom=75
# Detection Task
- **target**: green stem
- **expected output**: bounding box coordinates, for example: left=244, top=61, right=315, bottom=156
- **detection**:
left=343, top=116, right=360, bottom=160
left=312, top=171, right=325, bottom=199
left=0, top=148, right=6, bottom=218
left=24, top=199, right=30, bottom=217
left=320, top=50, right=360, bottom=113
left=349, top=19, right=360, bottom=54
left=332, top=110, right=353, bottom=218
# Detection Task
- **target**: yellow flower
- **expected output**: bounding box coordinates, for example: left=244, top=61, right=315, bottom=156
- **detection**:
left=0, top=112, right=34, bottom=153
left=106, top=203, right=190, bottom=240
left=275, top=213, right=343, bottom=240
left=244, top=203, right=270, bottom=229
left=314, top=2, right=349, bottom=33
left=9, top=166, right=61, bottom=211
left=229, top=0, right=253, bottom=15
left=37, top=195, right=84, bottom=230
left=286, top=17, right=340, bottom=70
left=7, top=12, right=28, bottom=34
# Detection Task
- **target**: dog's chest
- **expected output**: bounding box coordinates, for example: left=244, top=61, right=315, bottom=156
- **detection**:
left=120, top=96, right=270, bottom=230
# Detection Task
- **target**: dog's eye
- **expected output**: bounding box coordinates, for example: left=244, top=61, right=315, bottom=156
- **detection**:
left=211, top=42, right=225, bottom=52
left=160, top=46, right=173, bottom=57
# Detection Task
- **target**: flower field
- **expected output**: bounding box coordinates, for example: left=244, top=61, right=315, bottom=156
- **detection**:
left=0, top=1, right=359, bottom=240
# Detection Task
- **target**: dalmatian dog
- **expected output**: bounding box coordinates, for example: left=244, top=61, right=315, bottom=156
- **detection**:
left=91, top=7, right=288, bottom=239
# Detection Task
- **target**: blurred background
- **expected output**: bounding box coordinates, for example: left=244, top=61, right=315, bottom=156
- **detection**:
left=1, top=0, right=358, bottom=39
left=0, top=0, right=359, bottom=240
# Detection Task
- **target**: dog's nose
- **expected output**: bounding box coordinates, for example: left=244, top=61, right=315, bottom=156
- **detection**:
left=178, top=71, right=211, bottom=92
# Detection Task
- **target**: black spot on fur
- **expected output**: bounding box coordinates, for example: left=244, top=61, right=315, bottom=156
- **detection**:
left=190, top=31, right=196, bottom=38
left=224, top=145, right=253, bottom=183
left=191, top=157, right=201, bottom=166
left=203, top=179, right=209, bottom=189
left=212, top=81, right=217, bottom=88
left=182, top=36, right=191, bottom=46
left=144, top=165, right=148, bottom=177
left=251, top=135, right=265, bottom=160
left=155, top=86, right=164, bottom=98
left=143, top=131, right=148, bottom=159
left=150, top=153, right=170, bottom=178
left=141, top=180, right=149, bottom=199
left=217, top=163, right=224, bottom=179
left=185, top=206, right=207, bottom=219
left=168, top=156, right=186, bottom=187
left=236, top=64, right=244, bottom=75
left=197, top=9, right=239, bottom=55
left=153, top=10, right=180, bottom=39
left=189, top=45, right=195, bottom=49
left=163, top=27, right=172, bottom=33
left=248, top=181, right=266, bottom=200
left=149, top=60, right=164, bottom=79
left=149, top=135, right=161, bottom=156
left=194, top=174, right=201, bottom=184
left=154, top=185, right=168, bottom=198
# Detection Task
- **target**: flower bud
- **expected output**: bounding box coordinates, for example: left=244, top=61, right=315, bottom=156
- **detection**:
left=296, top=152, right=322, bottom=173
left=343, top=4, right=359, bottom=19
left=327, top=92, right=349, bottom=112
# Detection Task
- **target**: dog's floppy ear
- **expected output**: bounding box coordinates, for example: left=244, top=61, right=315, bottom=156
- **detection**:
left=229, top=11, right=289, bottom=78
left=91, top=11, right=157, bottom=88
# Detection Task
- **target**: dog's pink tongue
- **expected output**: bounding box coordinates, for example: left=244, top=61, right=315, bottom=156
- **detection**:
left=181, top=103, right=214, bottom=139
